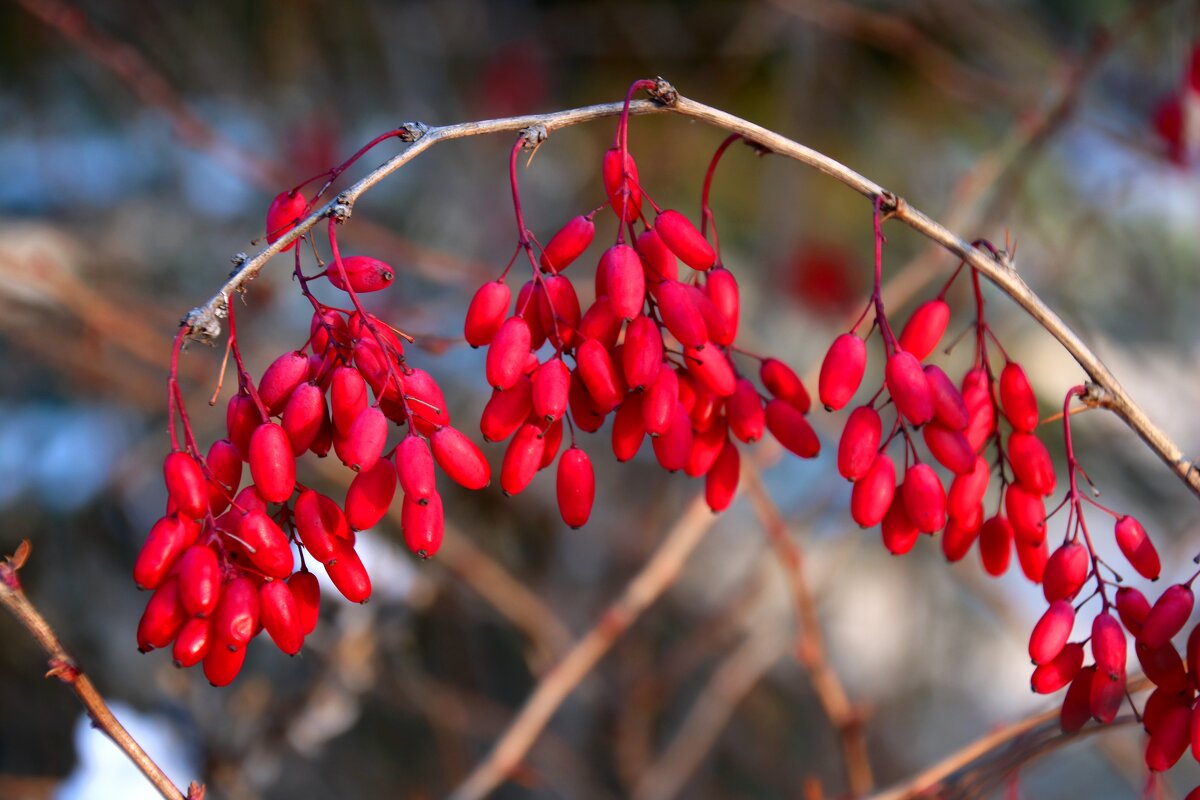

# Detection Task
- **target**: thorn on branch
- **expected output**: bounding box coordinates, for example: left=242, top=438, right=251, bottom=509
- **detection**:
left=398, top=122, right=428, bottom=143
left=2, top=540, right=31, bottom=589
left=648, top=77, right=679, bottom=106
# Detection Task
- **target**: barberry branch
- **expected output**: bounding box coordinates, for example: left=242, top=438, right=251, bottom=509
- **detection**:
left=742, top=463, right=874, bottom=795
left=0, top=542, right=202, bottom=800
left=869, top=675, right=1152, bottom=800
left=446, top=490, right=721, bottom=800
left=178, top=81, right=1199, bottom=504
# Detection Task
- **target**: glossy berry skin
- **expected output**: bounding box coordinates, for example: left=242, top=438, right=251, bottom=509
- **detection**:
left=819, top=334, right=866, bottom=411
left=885, top=351, right=933, bottom=426
left=248, top=423, right=296, bottom=503
left=164, top=452, right=208, bottom=520
left=897, top=299, right=950, bottom=361
left=345, top=458, right=398, bottom=532
left=838, top=407, right=881, bottom=481
left=213, top=576, right=259, bottom=649
left=486, top=316, right=532, bottom=390
left=556, top=447, right=595, bottom=529
left=177, top=545, right=220, bottom=618
left=600, top=245, right=646, bottom=321
left=259, top=580, right=304, bottom=656
left=1030, top=600, right=1075, bottom=665
left=654, top=210, right=715, bottom=271
left=1042, top=542, right=1089, bottom=603
left=764, top=399, right=819, bottom=458
left=1141, top=585, right=1195, bottom=649
left=901, top=463, right=946, bottom=533
left=539, top=215, right=595, bottom=273
left=603, top=148, right=642, bottom=222
left=266, top=190, right=306, bottom=250
left=134, top=515, right=197, bottom=591
left=706, top=438, right=740, bottom=513
left=1114, top=515, right=1161, bottom=581
left=325, top=255, right=395, bottom=293
left=401, top=491, right=444, bottom=559
left=850, top=454, right=895, bottom=528
left=760, top=358, right=809, bottom=413
left=465, top=281, right=512, bottom=347
left=999, top=362, right=1039, bottom=432
left=430, top=426, right=491, bottom=490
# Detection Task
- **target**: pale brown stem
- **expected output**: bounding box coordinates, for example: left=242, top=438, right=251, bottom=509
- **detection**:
left=0, top=543, right=202, bottom=800
left=447, top=492, right=720, bottom=800
left=742, top=463, right=873, bottom=796
left=176, top=80, right=1199, bottom=503
left=631, top=611, right=790, bottom=800
left=869, top=676, right=1152, bottom=800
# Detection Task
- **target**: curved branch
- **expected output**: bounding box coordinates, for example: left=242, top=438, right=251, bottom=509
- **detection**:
left=0, top=543, right=201, bottom=800
left=180, top=81, right=1198, bottom=501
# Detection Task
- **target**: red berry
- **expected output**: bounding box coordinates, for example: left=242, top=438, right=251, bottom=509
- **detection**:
left=431, top=426, right=491, bottom=490
left=885, top=351, right=934, bottom=426
left=164, top=452, right=208, bottom=520
left=1136, top=641, right=1188, bottom=694
left=333, top=406, right=387, bottom=473
left=345, top=458, right=398, bottom=531
left=212, top=575, right=260, bottom=649
left=172, top=617, right=212, bottom=668
left=1060, top=665, right=1094, bottom=732
left=703, top=267, right=739, bottom=345
left=569, top=372, right=606, bottom=433
left=481, top=377, right=533, bottom=442
left=703, top=438, right=739, bottom=513
left=1031, top=601, right=1076, bottom=665
left=654, top=210, right=715, bottom=271
left=652, top=403, right=693, bottom=473
left=818, top=333, right=867, bottom=411
left=1015, top=537, right=1049, bottom=583
left=643, top=364, right=678, bottom=437
left=265, top=190, right=306, bottom=249
left=556, top=447, right=595, bottom=528
left=260, top=580, right=304, bottom=656
left=897, top=299, right=950, bottom=361
left=765, top=398, right=819, bottom=458
left=248, top=423, right=296, bottom=503
left=684, top=343, right=736, bottom=398
left=395, top=435, right=436, bottom=503
left=1007, top=432, right=1056, bottom=496
left=1042, top=541, right=1088, bottom=603
left=603, top=147, right=642, bottom=222
left=948, top=457, right=989, bottom=522
left=922, top=423, right=976, bottom=476
left=326, top=537, right=372, bottom=602
left=1004, top=483, right=1047, bottom=545
left=635, top=228, right=679, bottom=284
left=578, top=296, right=623, bottom=349
left=136, top=577, right=187, bottom=652
left=612, top=394, right=646, bottom=462
left=237, top=509, right=294, bottom=579
left=728, top=379, right=766, bottom=444
left=979, top=515, right=1013, bottom=577
left=281, top=382, right=327, bottom=456
left=205, top=439, right=243, bottom=515
left=532, top=358, right=571, bottom=422
left=330, top=366, right=369, bottom=434
left=941, top=516, right=981, bottom=562
left=465, top=280, right=512, bottom=347
left=501, top=423, right=545, bottom=496
left=622, top=316, right=663, bottom=390
left=923, top=365, right=968, bottom=431
left=539, top=215, right=594, bottom=273
left=1116, top=586, right=1151, bottom=638
left=486, top=316, right=533, bottom=390
left=999, top=362, right=1039, bottom=432
left=850, top=453, right=895, bottom=528
left=294, top=489, right=350, bottom=562
left=539, top=275, right=582, bottom=350
left=1031, top=642, right=1083, bottom=694
left=401, top=491, right=444, bottom=558
left=901, top=463, right=946, bottom=533
left=325, top=255, right=395, bottom=294
left=1091, top=612, right=1127, bottom=681
left=1145, top=702, right=1191, bottom=771
left=685, top=419, right=727, bottom=478
left=259, top=351, right=310, bottom=416
left=225, top=392, right=260, bottom=457
left=651, top=280, right=707, bottom=349
left=881, top=494, right=920, bottom=555
left=601, top=244, right=646, bottom=321
left=576, top=338, right=624, bottom=412
left=288, top=570, right=321, bottom=635
left=1114, top=515, right=1161, bottom=581
left=760, top=358, right=810, bottom=414
left=178, top=544, right=220, bottom=618
left=203, top=643, right=247, bottom=687
left=134, top=515, right=197, bottom=591
left=1141, top=585, right=1195, bottom=648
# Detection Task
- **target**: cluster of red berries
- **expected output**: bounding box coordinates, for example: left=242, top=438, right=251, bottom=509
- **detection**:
left=462, top=82, right=818, bottom=525
left=136, top=167, right=488, bottom=683
left=819, top=216, right=1056, bottom=574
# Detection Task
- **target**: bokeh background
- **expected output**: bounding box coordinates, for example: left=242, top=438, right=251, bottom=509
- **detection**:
left=1, top=1, right=1200, bottom=798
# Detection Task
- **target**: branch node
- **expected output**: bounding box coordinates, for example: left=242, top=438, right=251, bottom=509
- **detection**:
left=648, top=77, right=679, bottom=106
left=398, top=122, right=428, bottom=142
left=182, top=304, right=222, bottom=344
left=46, top=656, right=80, bottom=684
left=331, top=196, right=353, bottom=222
left=519, top=124, right=549, bottom=148
left=1080, top=381, right=1114, bottom=410
left=877, top=191, right=901, bottom=218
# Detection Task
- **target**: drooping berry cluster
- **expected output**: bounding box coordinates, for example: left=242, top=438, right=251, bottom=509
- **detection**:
left=819, top=206, right=1056, bottom=570
left=463, top=81, right=819, bottom=525
left=137, top=140, right=491, bottom=684
left=1024, top=385, right=1200, bottom=776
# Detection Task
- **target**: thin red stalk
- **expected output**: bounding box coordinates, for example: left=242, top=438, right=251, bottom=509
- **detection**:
left=699, top=133, right=740, bottom=241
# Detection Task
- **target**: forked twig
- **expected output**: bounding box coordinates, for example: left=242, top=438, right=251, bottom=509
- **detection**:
left=0, top=542, right=203, bottom=800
